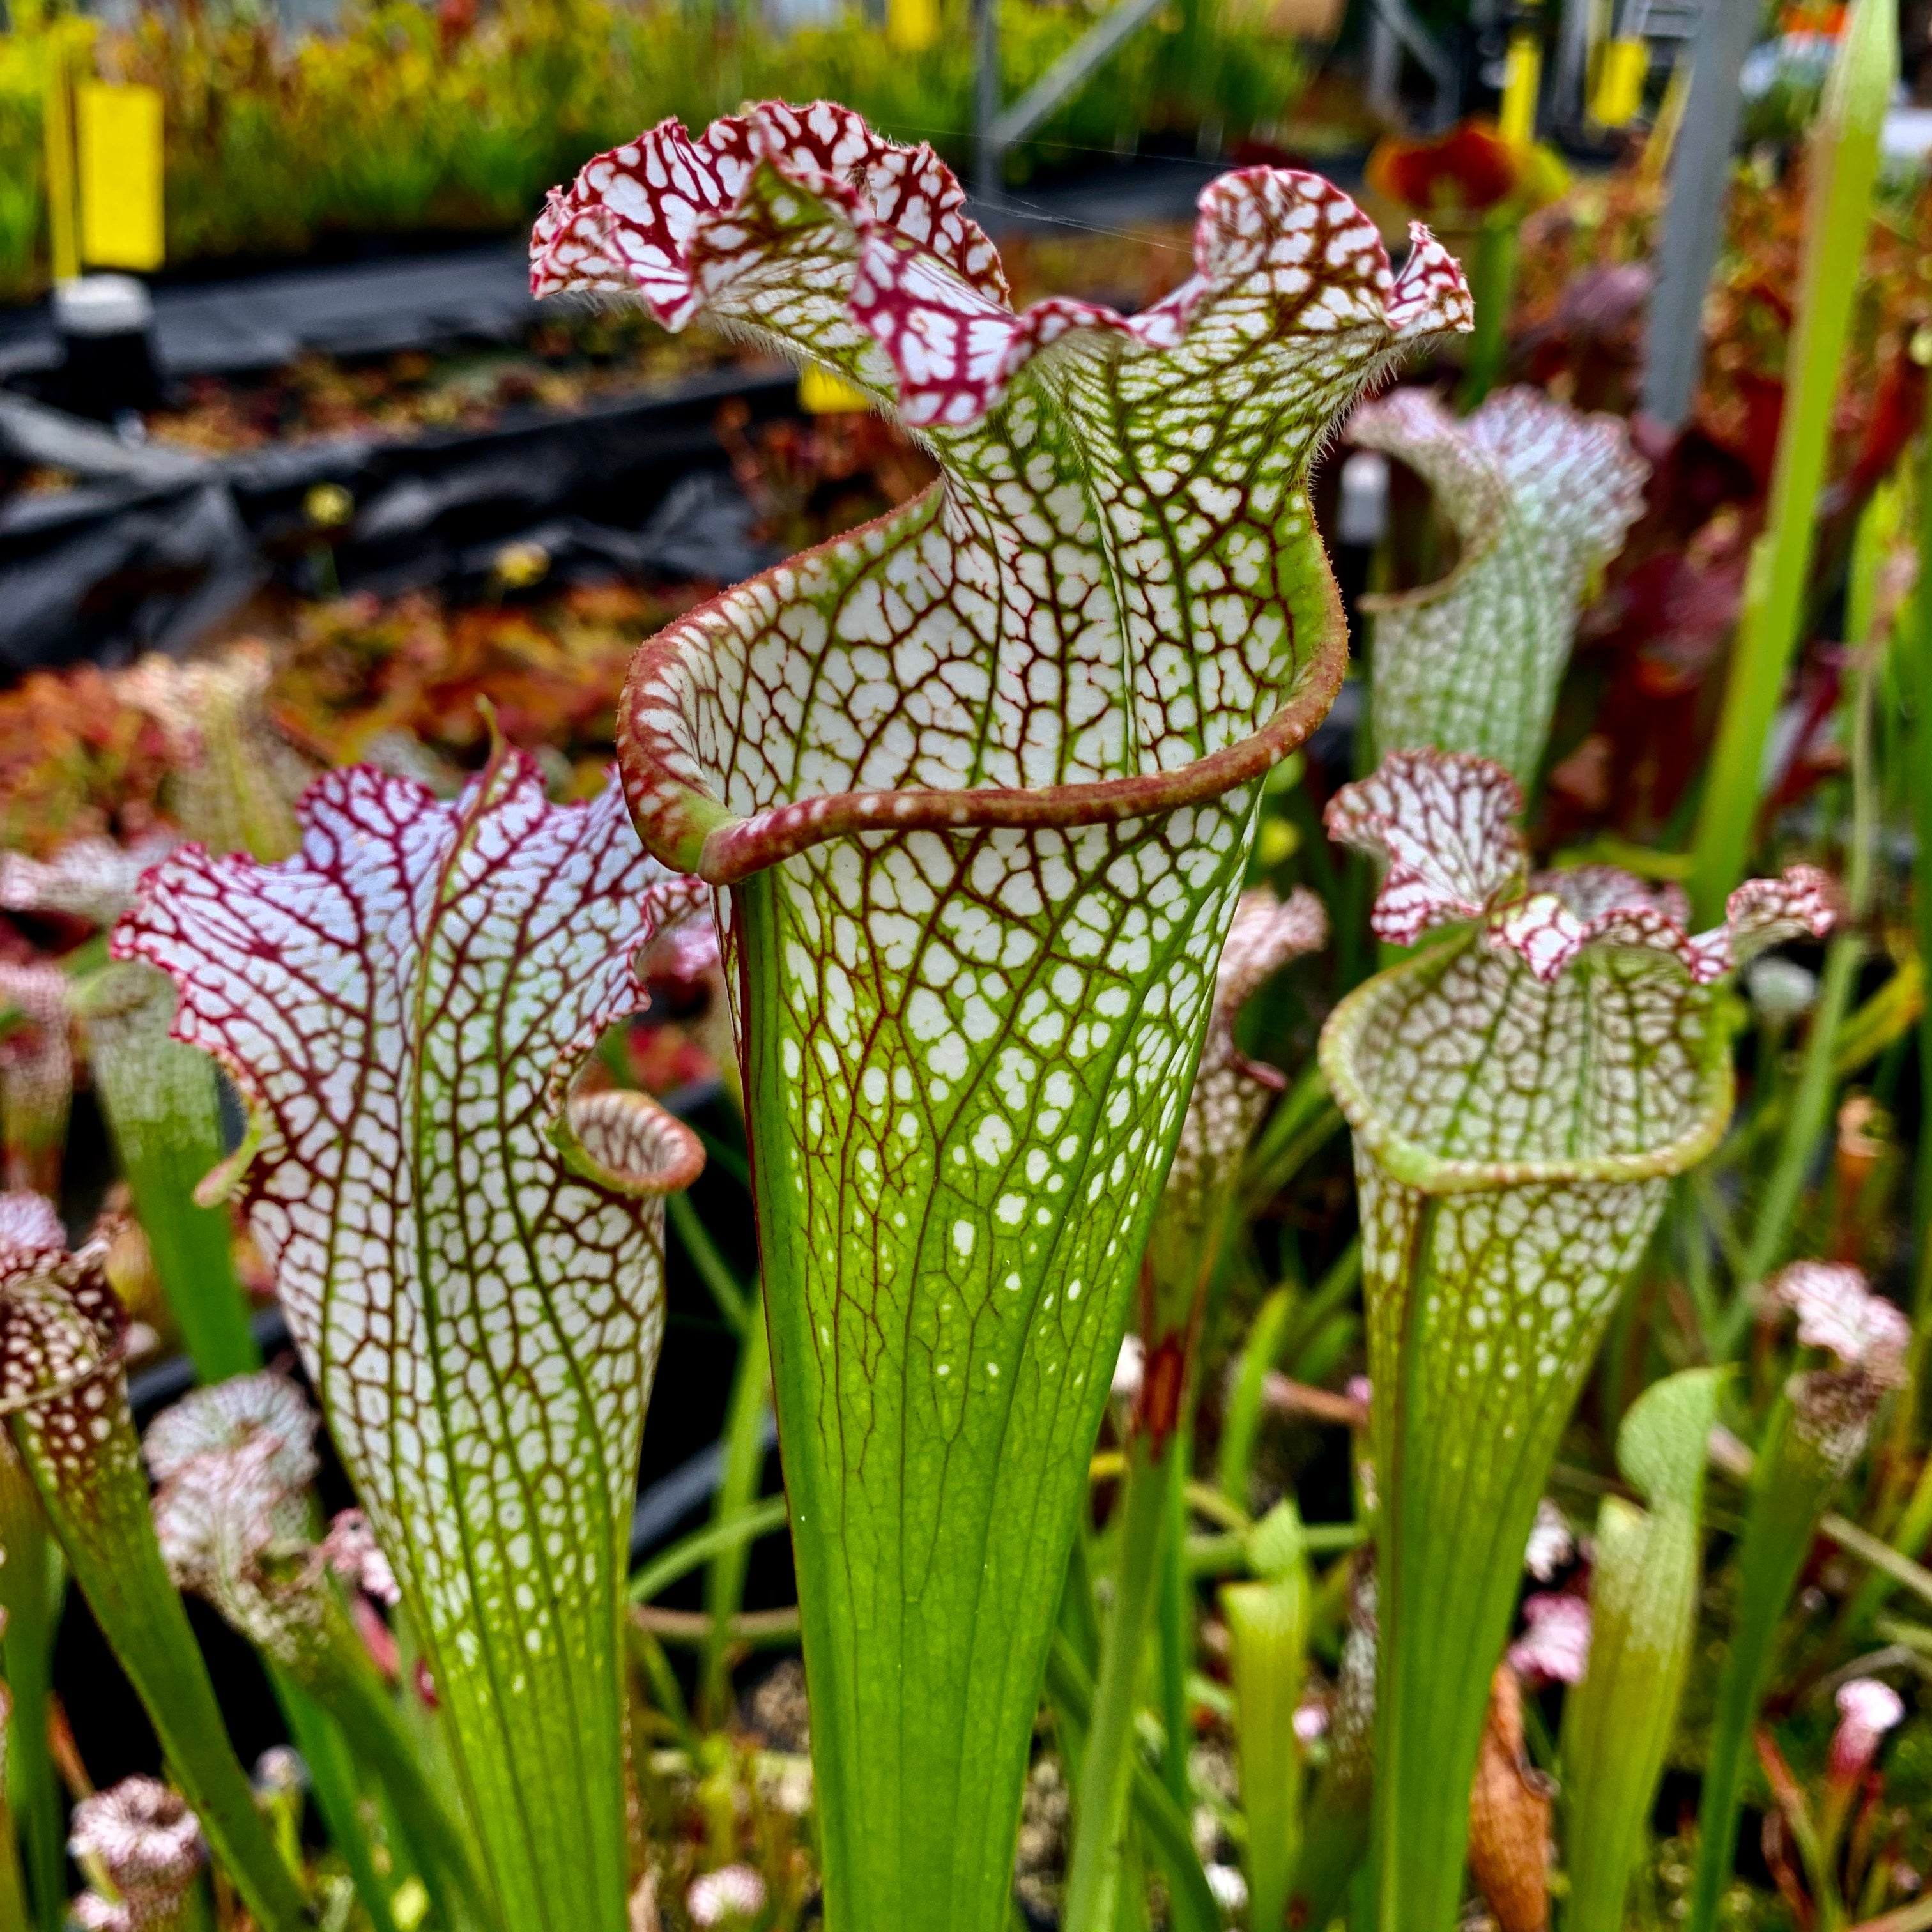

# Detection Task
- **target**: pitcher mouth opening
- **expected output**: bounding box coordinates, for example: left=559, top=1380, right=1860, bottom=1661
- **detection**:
left=617, top=567, right=1348, bottom=885
left=1317, top=954, right=1738, bottom=1199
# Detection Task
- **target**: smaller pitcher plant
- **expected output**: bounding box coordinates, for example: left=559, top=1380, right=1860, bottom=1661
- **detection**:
left=67, top=1777, right=207, bottom=1932
left=144, top=1372, right=494, bottom=1929
left=1349, top=385, right=1646, bottom=783
left=1317, top=747, right=1834, bottom=1931
left=0, top=1196, right=309, bottom=1932
left=143, top=1372, right=388, bottom=1676
left=0, top=830, right=259, bottom=1383
left=116, top=747, right=707, bottom=1932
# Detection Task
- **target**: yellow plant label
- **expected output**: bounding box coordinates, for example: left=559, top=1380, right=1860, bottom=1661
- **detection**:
left=887, top=0, right=940, bottom=54
left=1591, top=36, right=1650, bottom=127
left=77, top=82, right=165, bottom=272
left=1498, top=29, right=1542, bottom=146
left=799, top=365, right=873, bottom=413
left=43, top=53, right=79, bottom=284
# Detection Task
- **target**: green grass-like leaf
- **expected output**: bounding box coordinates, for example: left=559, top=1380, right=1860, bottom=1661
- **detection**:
left=1561, top=1368, right=1726, bottom=1932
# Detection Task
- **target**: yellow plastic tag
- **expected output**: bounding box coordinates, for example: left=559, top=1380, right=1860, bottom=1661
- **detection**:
left=887, top=0, right=941, bottom=52
left=799, top=365, right=873, bottom=413
left=44, top=50, right=79, bottom=284
left=77, top=81, right=165, bottom=272
left=1591, top=36, right=1650, bottom=126
left=1499, top=28, right=1543, bottom=146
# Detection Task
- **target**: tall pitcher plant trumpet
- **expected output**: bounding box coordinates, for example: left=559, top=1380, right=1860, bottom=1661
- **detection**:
left=1319, top=749, right=1834, bottom=1931
left=532, top=99, right=1471, bottom=1932
left=118, top=749, right=707, bottom=1932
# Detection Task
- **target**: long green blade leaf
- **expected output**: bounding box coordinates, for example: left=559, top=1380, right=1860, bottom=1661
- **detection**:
left=1561, top=1368, right=1725, bottom=1932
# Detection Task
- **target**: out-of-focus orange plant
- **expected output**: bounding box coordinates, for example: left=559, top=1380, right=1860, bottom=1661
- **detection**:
left=266, top=581, right=698, bottom=785
left=0, top=666, right=176, bottom=857
left=1514, top=157, right=1932, bottom=464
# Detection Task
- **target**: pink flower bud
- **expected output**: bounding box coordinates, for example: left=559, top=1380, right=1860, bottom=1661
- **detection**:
left=1829, top=1678, right=1905, bottom=1784
left=1506, top=1592, right=1591, bottom=1687
left=687, top=1863, right=767, bottom=1926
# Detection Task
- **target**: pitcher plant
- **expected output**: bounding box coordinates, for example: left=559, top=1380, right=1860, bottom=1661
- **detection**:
left=1317, top=747, right=1834, bottom=1931
left=116, top=747, right=707, bottom=1932
left=529, top=98, right=1471, bottom=1932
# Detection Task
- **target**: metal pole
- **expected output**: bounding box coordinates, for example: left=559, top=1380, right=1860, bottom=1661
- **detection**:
left=1551, top=0, right=1596, bottom=134
left=1367, top=6, right=1403, bottom=121
left=1641, top=0, right=1759, bottom=428
left=1367, top=0, right=1462, bottom=130
left=989, top=0, right=1171, bottom=154
left=976, top=0, right=1002, bottom=206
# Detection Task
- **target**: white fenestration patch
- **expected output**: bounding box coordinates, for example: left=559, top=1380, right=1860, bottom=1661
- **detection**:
left=762, top=787, right=1264, bottom=1474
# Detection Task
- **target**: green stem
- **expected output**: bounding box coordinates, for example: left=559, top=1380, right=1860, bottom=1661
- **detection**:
left=1154, top=1452, right=1192, bottom=1815
left=1736, top=933, right=1863, bottom=1301
left=1062, top=1436, right=1174, bottom=1932
left=1687, top=1399, right=1844, bottom=1932
left=275, top=1687, right=404, bottom=1932
left=0, top=1749, right=27, bottom=1932
left=74, top=963, right=259, bottom=1382
left=1679, top=1177, right=1721, bottom=1348
left=702, top=1275, right=770, bottom=1726
left=1292, top=1725, right=1372, bottom=1929
left=1687, top=0, right=1896, bottom=924
left=1043, top=1637, right=1217, bottom=1932
left=1059, top=1526, right=1104, bottom=1676
left=1217, top=1287, right=1292, bottom=1508
left=1289, top=1557, right=1373, bottom=1932
left=1283, top=1239, right=1362, bottom=1374
left=630, top=1499, right=790, bottom=1607
left=1457, top=222, right=1520, bottom=411
left=11, top=1404, right=310, bottom=1932
left=1238, top=1064, right=1339, bottom=1214
left=625, top=1618, right=698, bottom=1755
left=1842, top=1452, right=1932, bottom=1634
left=1733, top=608, right=1882, bottom=1317
left=304, top=1620, right=496, bottom=1932
left=0, top=1443, right=61, bottom=1932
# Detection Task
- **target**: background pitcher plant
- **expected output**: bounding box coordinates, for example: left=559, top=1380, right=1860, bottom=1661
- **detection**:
left=1319, top=748, right=1835, bottom=1932
left=1347, top=385, right=1646, bottom=783
left=115, top=748, right=706, bottom=1932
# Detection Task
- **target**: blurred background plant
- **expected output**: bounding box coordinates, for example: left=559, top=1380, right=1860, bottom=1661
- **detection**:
left=0, top=0, right=1310, bottom=299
